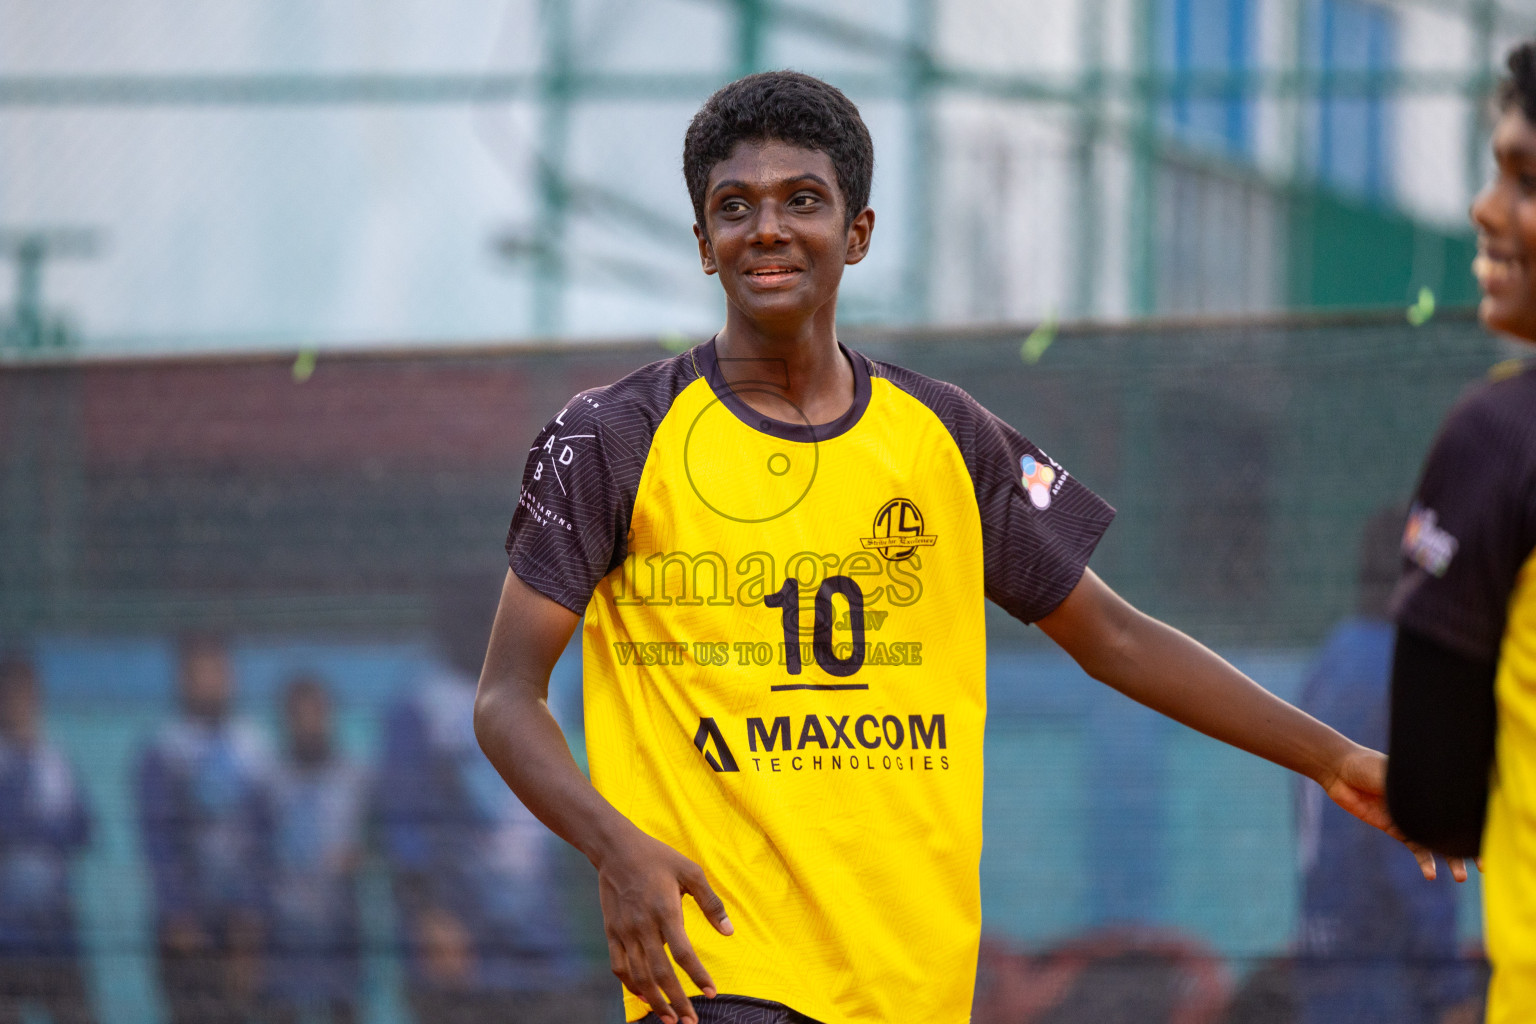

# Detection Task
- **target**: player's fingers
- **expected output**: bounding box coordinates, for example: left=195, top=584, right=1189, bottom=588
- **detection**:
left=681, top=864, right=734, bottom=936
left=614, top=922, right=680, bottom=1024
left=610, top=935, right=664, bottom=1019
left=662, top=918, right=717, bottom=1000
left=631, top=968, right=678, bottom=1023
left=1408, top=842, right=1438, bottom=881
left=606, top=936, right=634, bottom=993
left=1450, top=857, right=1470, bottom=883
left=631, top=935, right=689, bottom=1024
left=612, top=934, right=674, bottom=1024
left=647, top=941, right=698, bottom=1024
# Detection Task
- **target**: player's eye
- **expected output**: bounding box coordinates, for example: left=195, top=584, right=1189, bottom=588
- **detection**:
left=719, top=198, right=748, bottom=214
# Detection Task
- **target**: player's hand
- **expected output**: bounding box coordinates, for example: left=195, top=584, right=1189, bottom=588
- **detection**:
left=595, top=827, right=733, bottom=1024
left=1322, top=745, right=1471, bottom=883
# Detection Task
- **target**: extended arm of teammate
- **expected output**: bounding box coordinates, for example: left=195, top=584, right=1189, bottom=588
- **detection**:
left=472, top=569, right=733, bottom=1024
left=1386, top=627, right=1497, bottom=858
left=1036, top=568, right=1467, bottom=882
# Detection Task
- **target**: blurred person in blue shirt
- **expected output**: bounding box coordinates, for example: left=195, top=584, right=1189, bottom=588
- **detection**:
left=1295, top=506, right=1485, bottom=1024
left=263, top=674, right=369, bottom=1024
left=0, top=651, right=95, bottom=1024
left=377, top=577, right=599, bottom=1024
left=137, top=635, right=273, bottom=1024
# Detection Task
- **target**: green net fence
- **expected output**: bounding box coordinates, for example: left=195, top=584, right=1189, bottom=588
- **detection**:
left=0, top=310, right=1504, bottom=1022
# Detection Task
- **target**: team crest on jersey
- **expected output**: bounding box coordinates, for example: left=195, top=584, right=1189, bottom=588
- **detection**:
left=1020, top=454, right=1062, bottom=510
left=1403, top=503, right=1458, bottom=577
left=861, top=498, right=937, bottom=562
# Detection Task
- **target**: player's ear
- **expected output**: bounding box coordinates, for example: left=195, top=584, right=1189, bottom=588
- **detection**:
left=694, top=222, right=718, bottom=276
left=844, top=207, right=875, bottom=266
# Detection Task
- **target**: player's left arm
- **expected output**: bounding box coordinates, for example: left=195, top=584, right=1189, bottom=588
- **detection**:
left=1037, top=567, right=1465, bottom=882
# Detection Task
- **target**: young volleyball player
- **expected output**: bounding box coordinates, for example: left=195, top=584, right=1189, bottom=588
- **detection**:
left=475, top=71, right=1454, bottom=1024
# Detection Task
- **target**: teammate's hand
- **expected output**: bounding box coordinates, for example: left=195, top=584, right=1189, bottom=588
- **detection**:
left=1322, top=745, right=1471, bottom=883
left=595, top=827, right=734, bottom=1024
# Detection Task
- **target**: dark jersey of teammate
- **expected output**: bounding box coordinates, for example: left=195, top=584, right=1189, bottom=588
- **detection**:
left=506, top=340, right=1114, bottom=1023
left=1393, top=359, right=1536, bottom=1023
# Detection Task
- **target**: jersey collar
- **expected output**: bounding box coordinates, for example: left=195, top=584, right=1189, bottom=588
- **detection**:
left=694, top=336, right=872, bottom=443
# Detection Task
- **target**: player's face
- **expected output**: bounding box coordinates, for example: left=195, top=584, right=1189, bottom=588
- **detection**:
left=694, top=140, right=873, bottom=328
left=1471, top=108, right=1536, bottom=341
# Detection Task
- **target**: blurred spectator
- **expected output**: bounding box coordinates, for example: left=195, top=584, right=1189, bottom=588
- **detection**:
left=972, top=928, right=1229, bottom=1024
left=377, top=576, right=597, bottom=1024
left=137, top=635, right=273, bottom=1024
left=263, top=676, right=369, bottom=1024
left=1294, top=506, right=1485, bottom=1024
left=0, top=651, right=96, bottom=1024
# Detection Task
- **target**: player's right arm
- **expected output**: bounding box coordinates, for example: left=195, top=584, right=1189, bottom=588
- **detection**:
left=931, top=383, right=1462, bottom=879
left=473, top=568, right=733, bottom=1024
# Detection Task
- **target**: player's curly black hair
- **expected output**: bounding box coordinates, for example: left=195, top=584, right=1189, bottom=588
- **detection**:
left=683, top=70, right=873, bottom=232
left=1498, top=40, right=1536, bottom=124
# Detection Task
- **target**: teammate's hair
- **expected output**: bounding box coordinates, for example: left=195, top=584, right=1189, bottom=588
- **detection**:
left=683, top=70, right=874, bottom=231
left=1499, top=40, right=1536, bottom=124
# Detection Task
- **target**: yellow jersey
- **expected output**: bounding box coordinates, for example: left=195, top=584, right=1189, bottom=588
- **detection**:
left=506, top=340, right=1114, bottom=1023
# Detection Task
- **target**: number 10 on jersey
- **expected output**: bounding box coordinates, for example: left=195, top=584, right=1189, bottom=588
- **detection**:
left=763, top=576, right=866, bottom=678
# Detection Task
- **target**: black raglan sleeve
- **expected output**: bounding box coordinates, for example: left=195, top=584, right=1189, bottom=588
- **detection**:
left=505, top=393, right=627, bottom=614
left=1392, top=396, right=1536, bottom=661
left=965, top=403, right=1117, bottom=623
left=872, top=362, right=1116, bottom=623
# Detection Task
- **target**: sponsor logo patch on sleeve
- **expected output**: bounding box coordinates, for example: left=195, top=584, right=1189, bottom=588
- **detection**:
left=1020, top=454, right=1059, bottom=510
left=1403, top=503, right=1459, bottom=577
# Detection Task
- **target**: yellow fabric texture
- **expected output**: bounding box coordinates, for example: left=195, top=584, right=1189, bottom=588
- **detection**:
left=1486, top=546, right=1536, bottom=1023
left=582, top=376, right=989, bottom=1023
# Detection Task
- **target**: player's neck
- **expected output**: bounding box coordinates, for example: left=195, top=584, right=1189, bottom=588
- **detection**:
left=714, top=307, right=853, bottom=426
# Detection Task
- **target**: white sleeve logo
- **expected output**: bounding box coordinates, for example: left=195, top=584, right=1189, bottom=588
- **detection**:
left=526, top=398, right=598, bottom=496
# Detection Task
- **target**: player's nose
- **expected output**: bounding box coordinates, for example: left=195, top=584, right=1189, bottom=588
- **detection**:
left=1471, top=179, right=1506, bottom=237
left=748, top=201, right=792, bottom=246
